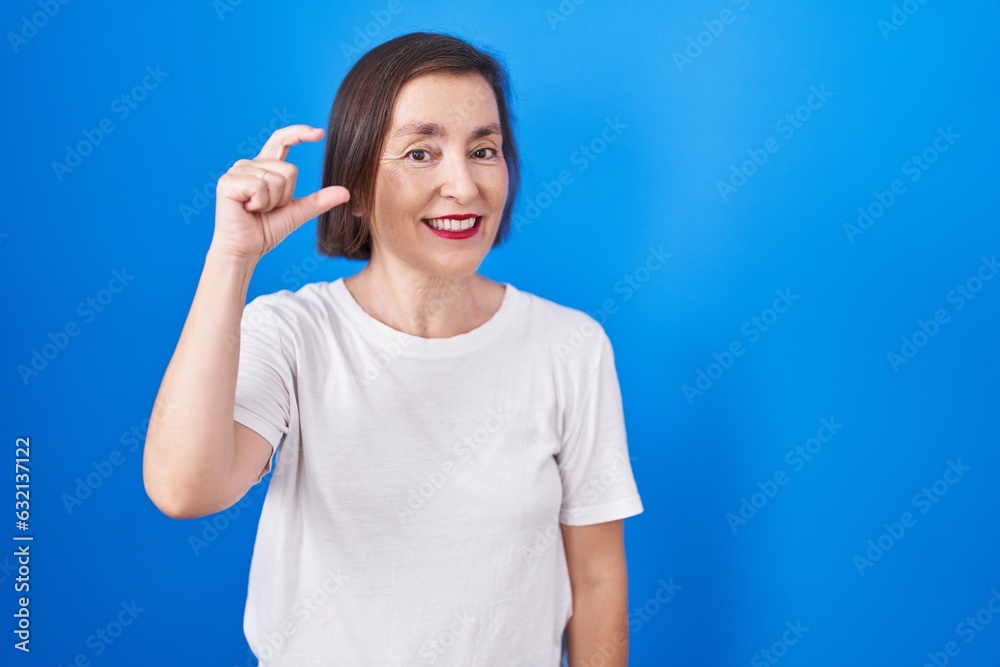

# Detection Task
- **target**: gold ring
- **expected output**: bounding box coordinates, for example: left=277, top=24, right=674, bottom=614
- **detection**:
left=256, top=168, right=268, bottom=180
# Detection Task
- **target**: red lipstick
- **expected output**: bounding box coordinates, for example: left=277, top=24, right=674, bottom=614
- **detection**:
left=421, top=215, right=482, bottom=239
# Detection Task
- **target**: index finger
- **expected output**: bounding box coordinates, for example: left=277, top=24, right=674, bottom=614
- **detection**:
left=256, top=124, right=325, bottom=161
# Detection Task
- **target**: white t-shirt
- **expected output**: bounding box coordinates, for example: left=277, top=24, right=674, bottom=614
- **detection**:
left=233, top=276, right=643, bottom=666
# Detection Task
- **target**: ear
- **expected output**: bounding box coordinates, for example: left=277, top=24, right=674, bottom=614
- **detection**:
left=350, top=197, right=367, bottom=217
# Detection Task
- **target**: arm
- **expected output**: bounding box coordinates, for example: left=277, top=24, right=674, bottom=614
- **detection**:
left=561, top=519, right=630, bottom=667
left=142, top=124, right=349, bottom=520
left=142, top=251, right=274, bottom=519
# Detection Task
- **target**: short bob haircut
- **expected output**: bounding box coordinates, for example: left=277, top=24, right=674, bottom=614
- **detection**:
left=317, top=32, right=520, bottom=260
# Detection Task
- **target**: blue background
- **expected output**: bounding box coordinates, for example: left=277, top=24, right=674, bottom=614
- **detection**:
left=3, top=1, right=999, bottom=665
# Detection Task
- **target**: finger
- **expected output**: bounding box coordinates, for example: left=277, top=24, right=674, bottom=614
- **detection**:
left=281, top=186, right=350, bottom=229
left=248, top=176, right=272, bottom=212
left=218, top=171, right=260, bottom=209
left=242, top=158, right=298, bottom=208
left=220, top=172, right=271, bottom=212
left=256, top=125, right=325, bottom=162
left=233, top=161, right=290, bottom=210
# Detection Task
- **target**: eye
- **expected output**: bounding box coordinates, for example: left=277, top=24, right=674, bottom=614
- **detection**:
left=473, top=147, right=498, bottom=159
left=407, top=149, right=430, bottom=162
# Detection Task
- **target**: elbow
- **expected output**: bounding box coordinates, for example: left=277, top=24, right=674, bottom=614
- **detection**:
left=142, top=466, right=212, bottom=520
left=141, top=435, right=236, bottom=520
left=144, top=482, right=204, bottom=520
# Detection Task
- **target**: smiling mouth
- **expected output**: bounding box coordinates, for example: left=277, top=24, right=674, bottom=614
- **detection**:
left=421, top=216, right=481, bottom=232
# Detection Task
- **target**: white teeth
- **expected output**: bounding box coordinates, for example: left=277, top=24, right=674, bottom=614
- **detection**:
left=425, top=217, right=477, bottom=231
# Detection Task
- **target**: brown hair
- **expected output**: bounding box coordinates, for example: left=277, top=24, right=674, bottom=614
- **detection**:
left=317, top=32, right=521, bottom=260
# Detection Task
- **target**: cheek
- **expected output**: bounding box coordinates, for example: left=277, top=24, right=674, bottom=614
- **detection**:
left=486, top=166, right=509, bottom=204
left=474, top=160, right=508, bottom=194
left=386, top=167, right=440, bottom=200
left=376, top=168, right=427, bottom=214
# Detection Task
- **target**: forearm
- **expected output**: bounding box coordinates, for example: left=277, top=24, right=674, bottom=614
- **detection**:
left=142, top=249, right=256, bottom=516
left=565, top=580, right=630, bottom=667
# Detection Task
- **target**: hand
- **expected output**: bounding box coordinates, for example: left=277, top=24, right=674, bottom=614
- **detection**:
left=208, top=125, right=350, bottom=263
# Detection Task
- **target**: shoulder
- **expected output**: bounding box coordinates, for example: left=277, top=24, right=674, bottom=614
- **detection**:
left=509, top=284, right=612, bottom=366
left=514, top=286, right=602, bottom=333
left=243, top=280, right=339, bottom=334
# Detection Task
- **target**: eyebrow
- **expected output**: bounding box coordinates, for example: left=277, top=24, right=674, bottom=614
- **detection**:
left=392, top=121, right=502, bottom=140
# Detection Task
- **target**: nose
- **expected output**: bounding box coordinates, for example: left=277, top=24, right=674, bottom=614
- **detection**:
left=438, top=152, right=479, bottom=203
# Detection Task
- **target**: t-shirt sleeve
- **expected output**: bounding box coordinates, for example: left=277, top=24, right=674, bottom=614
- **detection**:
left=556, top=323, right=644, bottom=526
left=233, top=295, right=294, bottom=485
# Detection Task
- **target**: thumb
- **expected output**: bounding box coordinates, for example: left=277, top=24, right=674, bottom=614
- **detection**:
left=284, top=186, right=351, bottom=228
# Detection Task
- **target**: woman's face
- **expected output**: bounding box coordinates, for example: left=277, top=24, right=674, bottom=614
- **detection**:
left=368, top=71, right=508, bottom=278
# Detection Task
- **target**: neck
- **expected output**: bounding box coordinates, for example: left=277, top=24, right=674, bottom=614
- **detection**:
left=343, top=254, right=501, bottom=339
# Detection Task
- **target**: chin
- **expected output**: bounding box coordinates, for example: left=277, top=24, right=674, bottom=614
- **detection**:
left=421, top=256, right=484, bottom=279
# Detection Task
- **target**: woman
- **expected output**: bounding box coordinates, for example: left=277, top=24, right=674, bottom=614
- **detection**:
left=143, top=32, right=643, bottom=666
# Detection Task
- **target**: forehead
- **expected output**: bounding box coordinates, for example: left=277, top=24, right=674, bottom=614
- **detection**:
left=389, top=71, right=499, bottom=130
